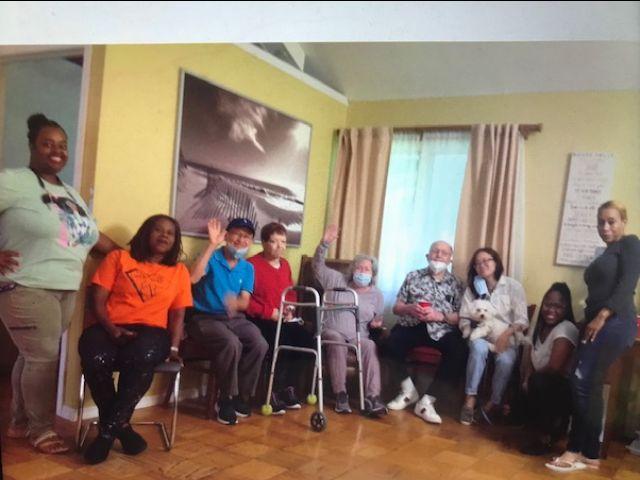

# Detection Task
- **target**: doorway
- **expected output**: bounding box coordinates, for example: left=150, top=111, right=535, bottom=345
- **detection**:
left=0, top=47, right=86, bottom=424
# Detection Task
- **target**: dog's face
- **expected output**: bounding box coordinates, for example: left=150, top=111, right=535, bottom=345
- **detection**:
left=470, top=299, right=497, bottom=323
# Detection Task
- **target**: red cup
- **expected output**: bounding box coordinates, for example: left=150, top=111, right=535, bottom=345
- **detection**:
left=418, top=301, right=432, bottom=309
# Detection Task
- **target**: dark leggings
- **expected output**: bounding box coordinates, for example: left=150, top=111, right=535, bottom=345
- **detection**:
left=567, top=315, right=635, bottom=459
left=524, top=371, right=572, bottom=438
left=78, top=324, right=170, bottom=437
left=252, top=318, right=315, bottom=391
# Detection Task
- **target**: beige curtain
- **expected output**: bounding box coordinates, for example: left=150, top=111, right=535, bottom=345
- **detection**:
left=328, top=127, right=392, bottom=259
left=453, top=124, right=521, bottom=277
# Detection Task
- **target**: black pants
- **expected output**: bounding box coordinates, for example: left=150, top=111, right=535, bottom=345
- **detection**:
left=524, top=371, right=571, bottom=438
left=78, top=324, right=170, bottom=436
left=385, top=323, right=468, bottom=402
left=251, top=318, right=315, bottom=391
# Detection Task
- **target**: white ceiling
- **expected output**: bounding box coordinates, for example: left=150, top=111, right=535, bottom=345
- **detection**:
left=294, top=41, right=640, bottom=101
left=1, top=3, right=638, bottom=102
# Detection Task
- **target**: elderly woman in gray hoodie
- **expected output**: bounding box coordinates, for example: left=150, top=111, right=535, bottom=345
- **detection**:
left=313, top=224, right=387, bottom=416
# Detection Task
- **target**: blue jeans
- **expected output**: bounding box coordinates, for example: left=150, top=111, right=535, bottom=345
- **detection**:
left=465, top=338, right=517, bottom=405
left=567, top=315, right=635, bottom=460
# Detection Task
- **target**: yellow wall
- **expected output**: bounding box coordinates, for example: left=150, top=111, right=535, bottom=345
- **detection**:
left=347, top=91, right=640, bottom=315
left=93, top=44, right=346, bottom=269
left=64, top=44, right=347, bottom=407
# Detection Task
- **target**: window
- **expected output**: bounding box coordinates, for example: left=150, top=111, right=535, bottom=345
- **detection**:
left=377, top=131, right=470, bottom=312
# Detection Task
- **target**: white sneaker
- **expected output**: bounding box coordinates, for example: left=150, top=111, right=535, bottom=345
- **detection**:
left=387, top=377, right=419, bottom=410
left=414, top=395, right=442, bottom=424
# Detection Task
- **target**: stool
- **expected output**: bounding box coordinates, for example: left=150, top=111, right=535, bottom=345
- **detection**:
left=75, top=361, right=182, bottom=451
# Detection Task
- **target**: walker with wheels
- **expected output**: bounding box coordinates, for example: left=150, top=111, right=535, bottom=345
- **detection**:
left=261, top=286, right=364, bottom=432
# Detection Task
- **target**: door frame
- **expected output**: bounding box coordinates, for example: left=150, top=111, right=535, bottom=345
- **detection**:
left=0, top=45, right=91, bottom=418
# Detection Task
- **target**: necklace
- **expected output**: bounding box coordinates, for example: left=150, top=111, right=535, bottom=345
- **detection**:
left=30, top=167, right=87, bottom=217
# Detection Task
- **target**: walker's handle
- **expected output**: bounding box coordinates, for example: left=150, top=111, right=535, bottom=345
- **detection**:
left=280, top=285, right=320, bottom=308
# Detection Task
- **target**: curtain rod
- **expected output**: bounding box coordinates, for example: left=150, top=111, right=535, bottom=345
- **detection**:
left=394, top=123, right=542, bottom=139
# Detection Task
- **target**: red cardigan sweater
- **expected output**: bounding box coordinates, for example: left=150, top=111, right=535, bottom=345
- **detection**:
left=246, top=253, right=296, bottom=320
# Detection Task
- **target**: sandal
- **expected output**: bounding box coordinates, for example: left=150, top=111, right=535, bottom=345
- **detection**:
left=6, top=423, right=30, bottom=439
left=30, top=430, right=70, bottom=454
left=545, top=459, right=588, bottom=472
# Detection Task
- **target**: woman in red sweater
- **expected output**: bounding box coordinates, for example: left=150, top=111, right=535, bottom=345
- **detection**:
left=247, top=223, right=314, bottom=414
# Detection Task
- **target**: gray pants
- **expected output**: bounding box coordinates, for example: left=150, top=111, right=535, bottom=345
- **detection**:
left=322, top=328, right=381, bottom=397
left=0, top=285, right=76, bottom=438
left=186, top=313, right=268, bottom=399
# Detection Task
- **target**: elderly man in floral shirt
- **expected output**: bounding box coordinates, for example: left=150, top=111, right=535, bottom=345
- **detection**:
left=385, top=241, right=467, bottom=424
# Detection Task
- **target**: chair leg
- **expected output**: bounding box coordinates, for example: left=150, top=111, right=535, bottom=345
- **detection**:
left=168, top=371, right=180, bottom=449
left=162, top=372, right=177, bottom=407
left=75, top=374, right=86, bottom=451
left=205, top=371, right=218, bottom=420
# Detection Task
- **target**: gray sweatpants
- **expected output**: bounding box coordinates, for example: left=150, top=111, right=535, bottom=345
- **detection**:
left=0, top=285, right=76, bottom=439
left=322, top=328, right=381, bottom=397
left=186, top=313, right=268, bottom=399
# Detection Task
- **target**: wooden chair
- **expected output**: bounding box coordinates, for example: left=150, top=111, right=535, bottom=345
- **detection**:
left=163, top=332, right=219, bottom=420
left=600, top=323, right=640, bottom=458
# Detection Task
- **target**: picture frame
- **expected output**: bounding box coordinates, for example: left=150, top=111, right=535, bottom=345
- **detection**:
left=171, top=70, right=313, bottom=246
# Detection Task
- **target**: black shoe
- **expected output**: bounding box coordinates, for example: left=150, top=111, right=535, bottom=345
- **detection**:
left=335, top=391, right=352, bottom=414
left=281, top=386, right=301, bottom=410
left=364, top=395, right=388, bottom=416
left=84, top=433, right=115, bottom=464
left=116, top=425, right=147, bottom=455
left=233, top=396, right=252, bottom=418
left=215, top=398, right=238, bottom=425
left=519, top=439, right=552, bottom=456
left=270, top=392, right=286, bottom=415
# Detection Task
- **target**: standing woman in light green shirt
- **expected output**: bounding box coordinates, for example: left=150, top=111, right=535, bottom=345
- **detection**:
left=0, top=114, right=118, bottom=454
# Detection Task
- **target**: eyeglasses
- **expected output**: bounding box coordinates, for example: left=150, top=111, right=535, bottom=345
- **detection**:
left=542, top=302, right=565, bottom=310
left=474, top=258, right=495, bottom=268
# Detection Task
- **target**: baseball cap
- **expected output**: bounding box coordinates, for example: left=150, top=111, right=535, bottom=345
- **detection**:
left=227, top=218, right=256, bottom=235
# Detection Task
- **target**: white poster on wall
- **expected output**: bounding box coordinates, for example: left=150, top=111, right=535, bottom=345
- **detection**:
left=556, top=152, right=615, bottom=267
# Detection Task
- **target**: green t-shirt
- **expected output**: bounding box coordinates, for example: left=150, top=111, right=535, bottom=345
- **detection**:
left=0, top=168, right=99, bottom=290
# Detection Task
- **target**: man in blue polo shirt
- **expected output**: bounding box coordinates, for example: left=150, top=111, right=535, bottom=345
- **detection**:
left=188, top=217, right=268, bottom=426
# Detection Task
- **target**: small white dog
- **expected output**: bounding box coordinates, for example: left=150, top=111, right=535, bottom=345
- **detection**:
left=461, top=299, right=528, bottom=351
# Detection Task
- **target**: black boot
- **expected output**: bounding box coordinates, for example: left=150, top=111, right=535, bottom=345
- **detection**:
left=117, top=425, right=147, bottom=455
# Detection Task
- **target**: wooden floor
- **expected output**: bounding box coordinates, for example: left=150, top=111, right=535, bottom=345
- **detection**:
left=2, top=385, right=640, bottom=480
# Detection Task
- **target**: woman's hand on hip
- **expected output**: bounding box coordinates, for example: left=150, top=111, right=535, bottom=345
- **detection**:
left=0, top=250, right=20, bottom=275
left=583, top=316, right=606, bottom=344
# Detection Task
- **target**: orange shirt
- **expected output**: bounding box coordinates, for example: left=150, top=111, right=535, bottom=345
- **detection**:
left=91, top=249, right=193, bottom=328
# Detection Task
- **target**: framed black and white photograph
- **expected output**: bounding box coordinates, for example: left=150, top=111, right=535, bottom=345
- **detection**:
left=172, top=70, right=313, bottom=246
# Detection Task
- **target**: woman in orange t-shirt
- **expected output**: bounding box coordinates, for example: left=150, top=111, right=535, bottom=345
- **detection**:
left=78, top=215, right=192, bottom=465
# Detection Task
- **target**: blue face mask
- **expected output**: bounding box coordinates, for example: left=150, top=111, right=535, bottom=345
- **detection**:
left=473, top=275, right=489, bottom=299
left=227, top=244, right=249, bottom=260
left=353, top=272, right=372, bottom=287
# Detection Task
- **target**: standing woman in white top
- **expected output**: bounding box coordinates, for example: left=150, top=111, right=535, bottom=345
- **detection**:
left=458, top=247, right=529, bottom=426
left=519, top=282, right=578, bottom=456
left=0, top=114, right=117, bottom=454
